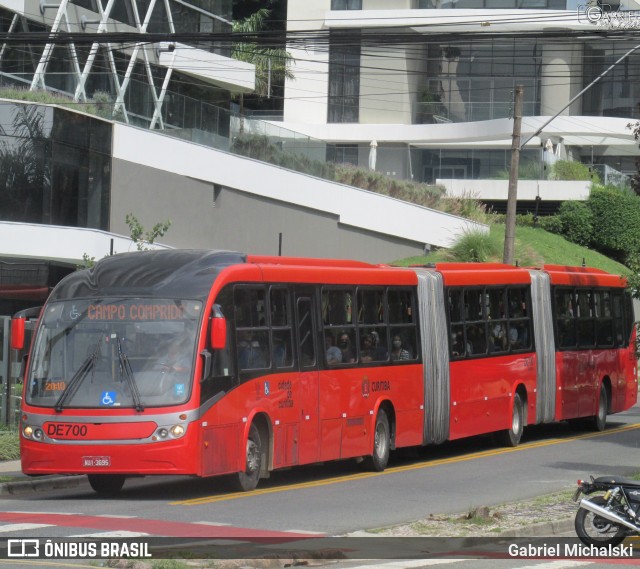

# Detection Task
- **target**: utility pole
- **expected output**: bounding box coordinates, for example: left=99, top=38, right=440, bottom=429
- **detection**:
left=503, top=85, right=523, bottom=265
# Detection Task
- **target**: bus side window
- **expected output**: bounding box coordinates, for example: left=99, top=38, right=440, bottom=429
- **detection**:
left=388, top=287, right=417, bottom=362
left=235, top=286, right=270, bottom=373
left=555, top=289, right=577, bottom=349
left=270, top=287, right=294, bottom=369
left=594, top=290, right=614, bottom=347
left=576, top=289, right=595, bottom=347
left=322, top=288, right=353, bottom=326
left=297, top=297, right=316, bottom=368
left=612, top=291, right=625, bottom=347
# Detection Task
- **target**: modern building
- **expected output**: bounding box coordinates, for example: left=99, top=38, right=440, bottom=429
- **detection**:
left=0, top=0, right=254, bottom=133
left=282, top=1, right=640, bottom=211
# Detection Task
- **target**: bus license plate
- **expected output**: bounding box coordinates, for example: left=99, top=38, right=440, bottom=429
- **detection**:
left=83, top=456, right=110, bottom=467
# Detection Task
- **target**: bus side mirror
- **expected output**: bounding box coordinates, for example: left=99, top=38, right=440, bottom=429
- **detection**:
left=11, top=317, right=25, bottom=350
left=210, top=305, right=227, bottom=350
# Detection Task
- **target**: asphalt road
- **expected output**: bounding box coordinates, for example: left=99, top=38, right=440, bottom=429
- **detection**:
left=1, top=404, right=640, bottom=538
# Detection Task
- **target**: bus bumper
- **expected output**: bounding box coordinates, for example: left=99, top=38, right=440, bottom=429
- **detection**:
left=20, top=429, right=201, bottom=476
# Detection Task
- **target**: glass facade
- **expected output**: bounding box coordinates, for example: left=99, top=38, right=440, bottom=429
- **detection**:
left=583, top=41, right=640, bottom=121
left=417, top=0, right=567, bottom=7
left=0, top=103, right=112, bottom=230
left=331, top=0, right=363, bottom=8
left=416, top=40, right=541, bottom=124
left=420, top=148, right=541, bottom=183
left=0, top=0, right=233, bottom=131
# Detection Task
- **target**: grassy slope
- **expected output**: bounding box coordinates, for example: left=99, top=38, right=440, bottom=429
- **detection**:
left=395, top=223, right=630, bottom=276
left=0, top=431, right=19, bottom=461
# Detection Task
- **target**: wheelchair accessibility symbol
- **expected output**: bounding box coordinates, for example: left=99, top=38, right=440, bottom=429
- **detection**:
left=100, top=391, right=117, bottom=406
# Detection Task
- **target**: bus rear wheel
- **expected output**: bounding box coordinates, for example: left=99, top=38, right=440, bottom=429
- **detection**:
left=87, top=474, right=126, bottom=495
left=499, top=393, right=524, bottom=447
left=593, top=384, right=608, bottom=432
left=234, top=423, right=262, bottom=492
left=364, top=409, right=390, bottom=472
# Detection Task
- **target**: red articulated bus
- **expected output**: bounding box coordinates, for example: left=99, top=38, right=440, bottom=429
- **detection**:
left=11, top=250, right=637, bottom=494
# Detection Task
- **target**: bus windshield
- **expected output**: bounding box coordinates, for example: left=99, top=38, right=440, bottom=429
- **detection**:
left=26, top=298, right=202, bottom=409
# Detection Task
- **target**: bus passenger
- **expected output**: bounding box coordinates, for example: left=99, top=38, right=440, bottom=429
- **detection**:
left=451, top=331, right=470, bottom=357
left=238, top=331, right=266, bottom=369
left=325, top=333, right=342, bottom=365
left=361, top=334, right=375, bottom=362
left=338, top=332, right=355, bottom=363
left=490, top=323, right=506, bottom=352
left=390, top=335, right=411, bottom=361
left=370, top=330, right=388, bottom=360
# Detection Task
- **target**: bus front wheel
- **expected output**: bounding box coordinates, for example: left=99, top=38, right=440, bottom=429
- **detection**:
left=87, top=474, right=125, bottom=495
left=234, top=423, right=262, bottom=492
left=364, top=409, right=390, bottom=472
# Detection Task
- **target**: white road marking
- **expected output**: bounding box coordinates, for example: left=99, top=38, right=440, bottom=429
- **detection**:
left=0, top=523, right=53, bottom=533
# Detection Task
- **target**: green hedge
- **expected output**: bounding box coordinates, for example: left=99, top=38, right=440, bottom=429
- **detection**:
left=557, top=201, right=593, bottom=246
left=587, top=185, right=640, bottom=260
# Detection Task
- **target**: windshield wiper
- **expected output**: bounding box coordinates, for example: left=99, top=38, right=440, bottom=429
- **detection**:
left=54, top=336, right=102, bottom=412
left=117, top=337, right=144, bottom=412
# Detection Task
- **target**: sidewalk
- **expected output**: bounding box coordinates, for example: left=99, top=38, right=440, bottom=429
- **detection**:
left=0, top=459, right=84, bottom=494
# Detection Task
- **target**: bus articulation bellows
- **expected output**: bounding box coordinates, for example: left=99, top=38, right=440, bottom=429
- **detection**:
left=11, top=250, right=637, bottom=494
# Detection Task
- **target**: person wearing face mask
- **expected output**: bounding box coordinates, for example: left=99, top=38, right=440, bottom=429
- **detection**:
left=390, top=335, right=410, bottom=361
left=338, top=332, right=355, bottom=363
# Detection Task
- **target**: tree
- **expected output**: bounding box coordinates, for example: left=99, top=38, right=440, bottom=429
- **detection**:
left=629, top=121, right=640, bottom=197
left=125, top=213, right=172, bottom=251
left=231, top=7, right=294, bottom=120
left=79, top=213, right=172, bottom=269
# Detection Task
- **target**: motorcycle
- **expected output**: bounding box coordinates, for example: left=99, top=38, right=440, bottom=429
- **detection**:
left=574, top=475, right=640, bottom=546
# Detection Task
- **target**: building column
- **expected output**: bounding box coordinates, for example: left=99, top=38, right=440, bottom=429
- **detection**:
left=540, top=43, right=583, bottom=116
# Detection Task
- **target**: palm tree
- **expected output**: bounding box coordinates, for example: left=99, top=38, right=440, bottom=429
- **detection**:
left=232, top=8, right=294, bottom=126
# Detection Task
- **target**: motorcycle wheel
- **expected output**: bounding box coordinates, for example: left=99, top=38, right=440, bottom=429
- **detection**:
left=575, top=496, right=627, bottom=546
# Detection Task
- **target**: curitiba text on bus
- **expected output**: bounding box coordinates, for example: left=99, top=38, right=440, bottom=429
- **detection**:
left=86, top=303, right=184, bottom=321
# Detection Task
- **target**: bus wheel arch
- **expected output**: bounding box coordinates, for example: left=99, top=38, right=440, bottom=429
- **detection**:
left=499, top=387, right=527, bottom=447
left=234, top=413, right=271, bottom=492
left=364, top=401, right=394, bottom=472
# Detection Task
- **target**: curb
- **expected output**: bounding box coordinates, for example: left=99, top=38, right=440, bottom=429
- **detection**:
left=495, top=517, right=575, bottom=538
left=0, top=475, right=85, bottom=495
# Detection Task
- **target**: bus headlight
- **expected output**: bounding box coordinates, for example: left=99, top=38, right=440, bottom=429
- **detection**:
left=152, top=424, right=186, bottom=441
left=170, top=425, right=185, bottom=438
left=22, top=426, right=44, bottom=440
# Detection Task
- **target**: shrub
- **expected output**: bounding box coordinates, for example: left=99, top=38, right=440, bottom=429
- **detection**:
left=539, top=215, right=563, bottom=234
left=587, top=185, right=640, bottom=261
left=445, top=229, right=498, bottom=262
left=550, top=160, right=600, bottom=183
left=493, top=161, right=543, bottom=180
left=557, top=201, right=593, bottom=246
left=232, top=134, right=489, bottom=221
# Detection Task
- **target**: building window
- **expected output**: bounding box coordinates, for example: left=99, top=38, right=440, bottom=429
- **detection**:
left=328, top=31, right=361, bottom=123
left=331, top=0, right=362, bottom=8
left=327, top=144, right=359, bottom=166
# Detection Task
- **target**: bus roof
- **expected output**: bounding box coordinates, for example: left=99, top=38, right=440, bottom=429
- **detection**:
left=49, top=251, right=627, bottom=303
left=541, top=265, right=627, bottom=288
left=50, top=250, right=247, bottom=301
left=247, top=255, right=377, bottom=269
